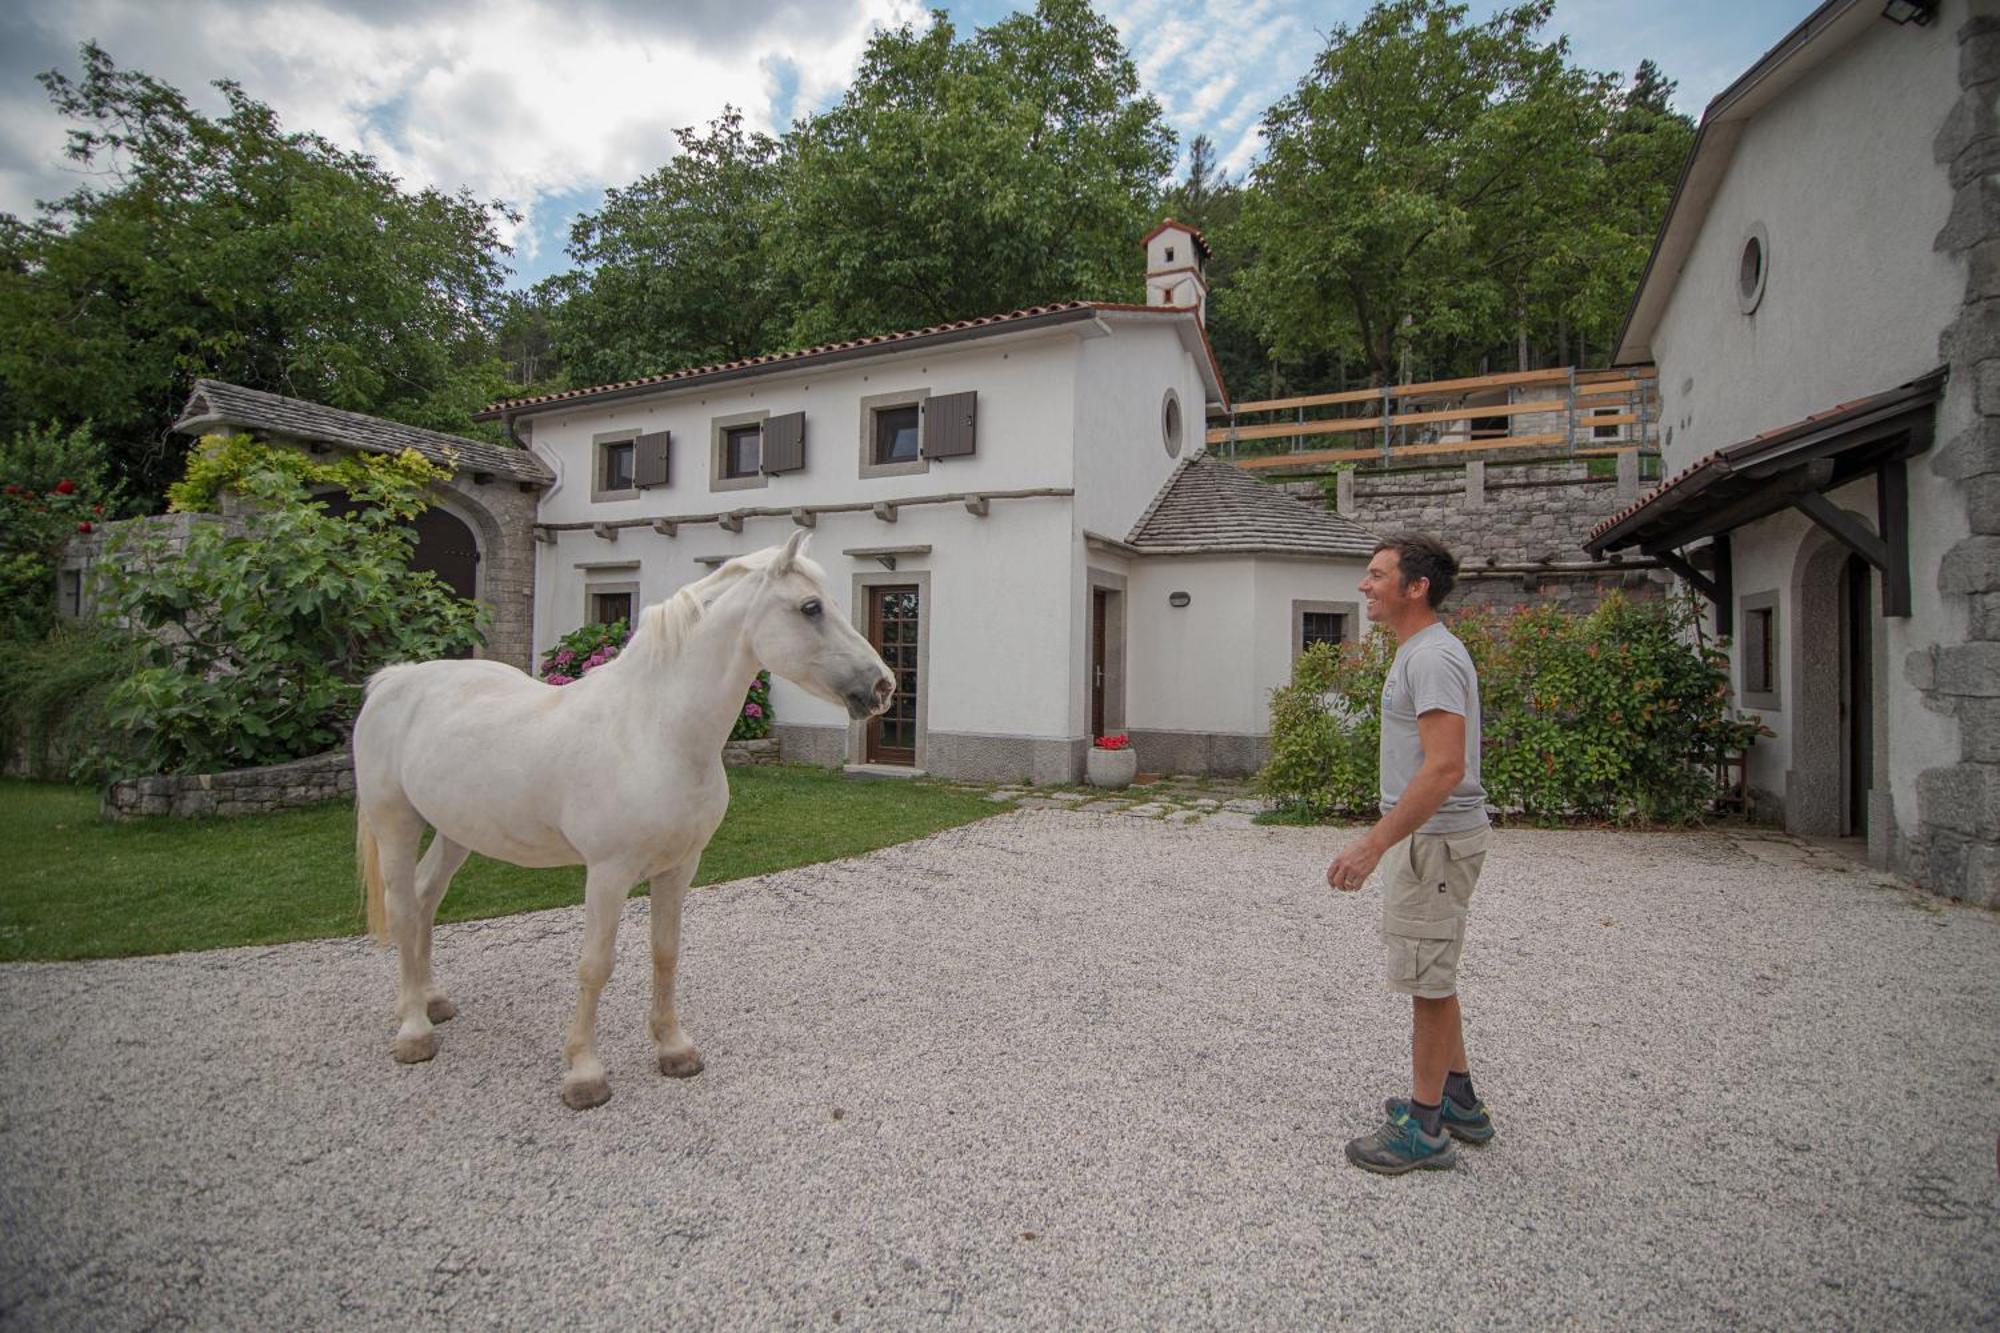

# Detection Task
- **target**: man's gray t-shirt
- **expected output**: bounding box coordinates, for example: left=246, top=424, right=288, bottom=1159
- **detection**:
left=1379, top=621, right=1488, bottom=834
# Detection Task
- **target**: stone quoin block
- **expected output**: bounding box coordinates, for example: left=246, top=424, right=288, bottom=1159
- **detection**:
left=1917, top=761, right=2000, bottom=837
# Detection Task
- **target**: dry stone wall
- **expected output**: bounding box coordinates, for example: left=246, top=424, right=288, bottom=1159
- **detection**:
left=1271, top=455, right=1672, bottom=613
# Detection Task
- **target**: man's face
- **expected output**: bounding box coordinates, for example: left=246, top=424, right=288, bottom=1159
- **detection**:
left=1360, top=549, right=1421, bottom=622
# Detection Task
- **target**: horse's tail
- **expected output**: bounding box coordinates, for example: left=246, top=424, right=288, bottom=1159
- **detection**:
left=357, top=801, right=390, bottom=946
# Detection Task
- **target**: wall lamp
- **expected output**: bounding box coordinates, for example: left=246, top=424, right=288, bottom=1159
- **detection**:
left=1882, top=0, right=1936, bottom=24
left=1168, top=591, right=1191, bottom=608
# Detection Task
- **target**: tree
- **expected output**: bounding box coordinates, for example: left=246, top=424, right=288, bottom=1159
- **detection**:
left=1226, top=1, right=1679, bottom=385
left=0, top=45, right=516, bottom=505
left=771, top=0, right=1175, bottom=344
left=548, top=109, right=788, bottom=387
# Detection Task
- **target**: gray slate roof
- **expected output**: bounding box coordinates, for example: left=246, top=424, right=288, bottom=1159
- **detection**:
left=1126, top=453, right=1378, bottom=557
left=174, top=379, right=553, bottom=486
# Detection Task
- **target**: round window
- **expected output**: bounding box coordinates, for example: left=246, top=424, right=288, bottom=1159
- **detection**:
left=1736, top=223, right=1769, bottom=314
left=1161, top=387, right=1183, bottom=458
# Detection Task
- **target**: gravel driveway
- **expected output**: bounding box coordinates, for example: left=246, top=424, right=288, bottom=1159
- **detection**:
left=2, top=811, right=1997, bottom=1329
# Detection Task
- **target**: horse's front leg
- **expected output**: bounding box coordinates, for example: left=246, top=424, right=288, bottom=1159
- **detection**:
left=561, top=863, right=638, bottom=1110
left=648, top=858, right=703, bottom=1079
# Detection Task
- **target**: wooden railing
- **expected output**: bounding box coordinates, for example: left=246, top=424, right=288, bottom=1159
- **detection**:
left=1208, top=366, right=1658, bottom=471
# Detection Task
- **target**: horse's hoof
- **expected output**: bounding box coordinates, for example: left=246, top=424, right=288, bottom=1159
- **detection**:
left=426, top=997, right=458, bottom=1024
left=393, top=1031, right=438, bottom=1064
left=657, top=1049, right=705, bottom=1079
left=561, top=1077, right=613, bottom=1110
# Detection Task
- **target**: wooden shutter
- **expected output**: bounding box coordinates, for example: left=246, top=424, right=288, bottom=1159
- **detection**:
left=921, top=391, right=977, bottom=460
left=633, top=431, right=672, bottom=488
left=761, top=411, right=806, bottom=474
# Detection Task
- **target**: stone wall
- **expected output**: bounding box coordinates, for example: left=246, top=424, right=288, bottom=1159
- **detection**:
left=1910, top=10, right=2000, bottom=908
left=1272, top=454, right=1673, bottom=612
left=100, top=739, right=783, bottom=821
left=103, top=749, right=355, bottom=820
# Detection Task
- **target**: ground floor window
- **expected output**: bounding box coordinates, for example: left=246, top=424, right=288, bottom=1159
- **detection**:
left=1292, top=599, right=1359, bottom=660
left=588, top=583, right=637, bottom=628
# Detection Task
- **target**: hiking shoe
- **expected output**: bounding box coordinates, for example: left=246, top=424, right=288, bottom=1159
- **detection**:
left=1384, top=1095, right=1495, bottom=1145
left=1345, top=1109, right=1460, bottom=1175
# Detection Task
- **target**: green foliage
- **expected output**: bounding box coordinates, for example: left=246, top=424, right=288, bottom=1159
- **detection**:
left=166, top=430, right=450, bottom=516
left=1260, top=592, right=1769, bottom=824
left=552, top=110, right=788, bottom=388
left=772, top=0, right=1174, bottom=345
left=538, top=619, right=773, bottom=741
left=92, top=436, right=484, bottom=775
left=0, top=622, right=142, bottom=780
left=1224, top=1, right=1693, bottom=383
left=0, top=423, right=119, bottom=637
left=1260, top=631, right=1398, bottom=818
left=0, top=44, right=514, bottom=506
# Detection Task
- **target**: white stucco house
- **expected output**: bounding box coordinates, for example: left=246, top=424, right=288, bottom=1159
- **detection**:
left=1585, top=0, right=2000, bottom=905
left=434, top=219, right=1373, bottom=784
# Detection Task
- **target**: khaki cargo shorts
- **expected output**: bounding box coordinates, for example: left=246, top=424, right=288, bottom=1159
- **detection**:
left=1380, top=826, right=1491, bottom=998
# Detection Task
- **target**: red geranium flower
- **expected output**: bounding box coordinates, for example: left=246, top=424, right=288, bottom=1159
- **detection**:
left=1093, top=733, right=1130, bottom=751
left=76, top=521, right=92, bottom=533
left=54, top=478, right=76, bottom=495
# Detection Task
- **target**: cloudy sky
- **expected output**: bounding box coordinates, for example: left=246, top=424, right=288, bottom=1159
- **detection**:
left=0, top=0, right=1810, bottom=288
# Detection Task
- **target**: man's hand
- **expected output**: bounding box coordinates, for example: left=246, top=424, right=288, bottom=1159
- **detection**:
left=1326, top=835, right=1385, bottom=892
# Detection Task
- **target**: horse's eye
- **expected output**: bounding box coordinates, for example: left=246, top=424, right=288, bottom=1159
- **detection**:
left=801, top=599, right=822, bottom=618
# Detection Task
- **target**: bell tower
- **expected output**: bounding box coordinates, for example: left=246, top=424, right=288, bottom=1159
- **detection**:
left=1141, top=218, right=1210, bottom=325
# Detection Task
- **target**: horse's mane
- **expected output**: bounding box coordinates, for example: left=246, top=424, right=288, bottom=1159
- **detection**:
left=619, top=549, right=784, bottom=673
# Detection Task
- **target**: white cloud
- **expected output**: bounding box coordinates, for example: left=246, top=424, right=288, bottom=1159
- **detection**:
left=1, top=0, right=926, bottom=275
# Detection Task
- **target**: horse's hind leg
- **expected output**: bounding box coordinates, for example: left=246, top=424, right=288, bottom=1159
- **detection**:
left=413, top=834, right=472, bottom=1024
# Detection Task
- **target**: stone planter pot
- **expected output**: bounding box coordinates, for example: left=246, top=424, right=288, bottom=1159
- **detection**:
left=1085, top=745, right=1138, bottom=789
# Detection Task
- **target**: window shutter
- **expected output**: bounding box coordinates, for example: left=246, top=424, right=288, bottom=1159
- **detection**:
left=633, top=431, right=672, bottom=488
left=921, top=391, right=977, bottom=460
left=761, top=411, right=806, bottom=474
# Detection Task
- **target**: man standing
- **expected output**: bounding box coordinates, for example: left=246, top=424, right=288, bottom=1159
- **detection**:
left=1326, top=534, right=1492, bottom=1175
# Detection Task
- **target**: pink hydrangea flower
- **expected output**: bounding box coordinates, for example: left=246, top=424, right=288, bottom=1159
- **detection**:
left=744, top=702, right=763, bottom=718
left=547, top=672, right=574, bottom=686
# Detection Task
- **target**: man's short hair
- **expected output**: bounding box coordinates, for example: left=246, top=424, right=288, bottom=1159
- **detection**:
left=1373, top=533, right=1459, bottom=608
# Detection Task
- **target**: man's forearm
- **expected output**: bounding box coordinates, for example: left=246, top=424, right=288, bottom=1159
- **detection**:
left=1366, top=760, right=1464, bottom=852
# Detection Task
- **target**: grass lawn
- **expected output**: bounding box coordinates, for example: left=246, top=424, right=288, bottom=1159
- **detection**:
left=0, top=766, right=1000, bottom=963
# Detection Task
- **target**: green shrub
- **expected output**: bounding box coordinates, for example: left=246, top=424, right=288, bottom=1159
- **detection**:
left=1259, top=591, right=1767, bottom=825
left=0, top=621, right=143, bottom=780
left=91, top=436, right=485, bottom=776
left=538, top=620, right=773, bottom=741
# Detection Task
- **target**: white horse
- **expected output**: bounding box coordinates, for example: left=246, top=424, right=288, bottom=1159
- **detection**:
left=353, top=531, right=893, bottom=1109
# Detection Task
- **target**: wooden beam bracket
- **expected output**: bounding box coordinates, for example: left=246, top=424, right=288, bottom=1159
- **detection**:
left=591, top=523, right=617, bottom=542
left=790, top=507, right=815, bottom=529
left=720, top=511, right=745, bottom=534
left=872, top=502, right=898, bottom=524
left=651, top=518, right=678, bottom=537
left=964, top=495, right=989, bottom=517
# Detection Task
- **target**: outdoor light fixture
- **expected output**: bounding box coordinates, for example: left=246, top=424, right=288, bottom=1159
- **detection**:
left=1168, top=591, right=1191, bottom=608
left=1881, top=0, right=1936, bottom=24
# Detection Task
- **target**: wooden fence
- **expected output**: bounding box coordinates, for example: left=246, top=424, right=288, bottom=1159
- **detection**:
left=1209, top=366, right=1659, bottom=471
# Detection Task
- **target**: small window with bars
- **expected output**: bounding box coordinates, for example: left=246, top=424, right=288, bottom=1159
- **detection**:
left=1301, top=611, right=1346, bottom=651
left=589, top=587, right=635, bottom=629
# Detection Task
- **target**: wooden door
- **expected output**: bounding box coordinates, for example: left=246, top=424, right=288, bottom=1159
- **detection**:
left=1091, top=589, right=1108, bottom=740
left=867, top=585, right=920, bottom=765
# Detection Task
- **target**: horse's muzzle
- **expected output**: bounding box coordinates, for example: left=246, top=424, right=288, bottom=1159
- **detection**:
left=846, top=672, right=895, bottom=719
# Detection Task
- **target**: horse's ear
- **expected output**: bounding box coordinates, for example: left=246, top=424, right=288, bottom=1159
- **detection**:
left=773, top=527, right=810, bottom=574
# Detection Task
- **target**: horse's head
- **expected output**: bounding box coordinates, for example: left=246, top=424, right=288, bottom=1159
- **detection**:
left=739, top=531, right=895, bottom=720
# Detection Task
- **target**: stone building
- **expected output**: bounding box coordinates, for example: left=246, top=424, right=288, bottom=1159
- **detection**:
left=168, top=379, right=551, bottom=670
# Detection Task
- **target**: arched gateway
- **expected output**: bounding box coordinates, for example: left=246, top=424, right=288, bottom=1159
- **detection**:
left=171, top=379, right=553, bottom=671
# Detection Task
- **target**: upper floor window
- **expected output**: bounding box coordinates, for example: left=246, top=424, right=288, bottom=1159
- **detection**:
left=723, top=423, right=762, bottom=478
left=874, top=404, right=920, bottom=466
left=593, top=432, right=638, bottom=501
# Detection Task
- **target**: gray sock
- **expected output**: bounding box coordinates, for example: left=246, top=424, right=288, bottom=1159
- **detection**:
left=1444, top=1070, right=1477, bottom=1109
left=1408, top=1098, right=1443, bottom=1136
